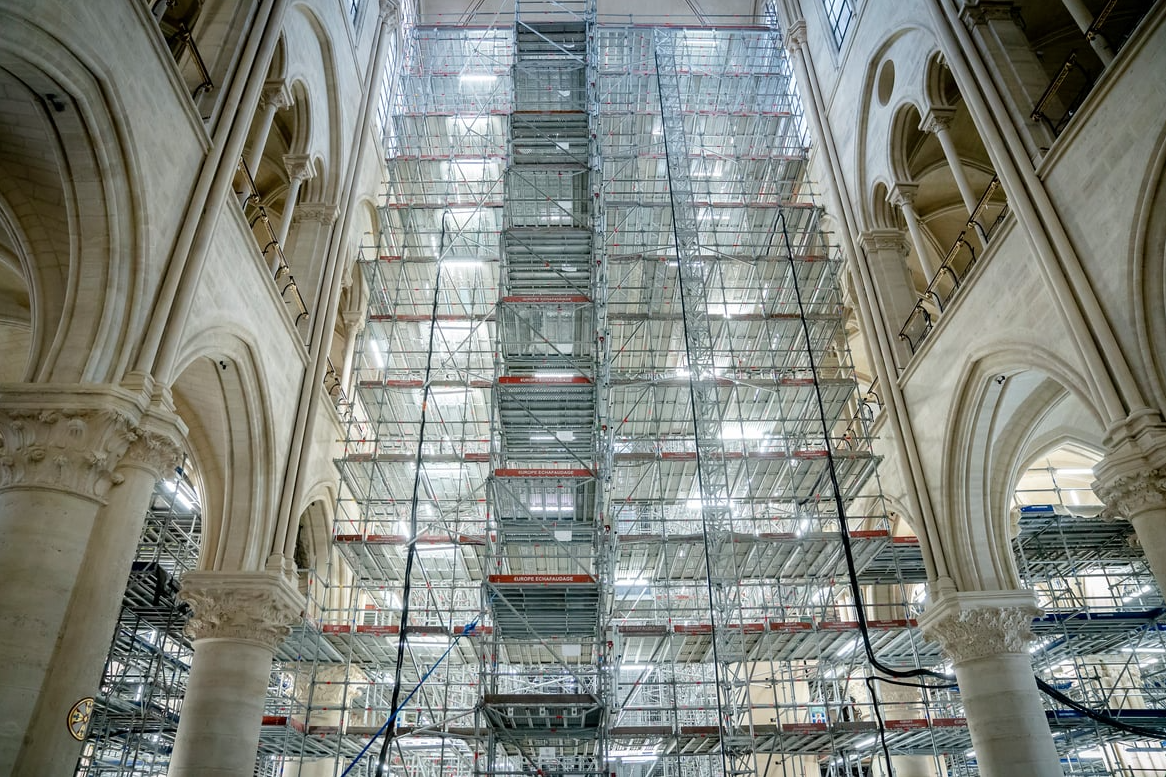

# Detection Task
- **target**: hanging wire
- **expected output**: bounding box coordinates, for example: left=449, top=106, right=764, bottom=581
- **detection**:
left=773, top=208, right=1166, bottom=774
left=367, top=210, right=456, bottom=776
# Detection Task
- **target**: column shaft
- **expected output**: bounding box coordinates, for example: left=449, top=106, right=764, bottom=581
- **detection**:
left=0, top=487, right=102, bottom=773
left=167, top=571, right=302, bottom=777
left=933, top=124, right=979, bottom=216
left=900, top=201, right=937, bottom=284
left=922, top=592, right=1063, bottom=777
left=955, top=652, right=1062, bottom=776
left=1060, top=0, right=1115, bottom=65
left=244, top=101, right=279, bottom=180
left=276, top=175, right=305, bottom=247
left=0, top=394, right=182, bottom=775
left=13, top=462, right=169, bottom=775
left=168, top=639, right=275, bottom=776
left=1094, top=452, right=1166, bottom=596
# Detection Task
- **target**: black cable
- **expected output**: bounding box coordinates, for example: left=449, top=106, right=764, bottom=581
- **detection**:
left=775, top=209, right=1166, bottom=752
left=774, top=209, right=952, bottom=686
left=863, top=676, right=895, bottom=776
left=654, top=44, right=733, bottom=777
left=1036, top=677, right=1166, bottom=739
left=375, top=210, right=452, bottom=775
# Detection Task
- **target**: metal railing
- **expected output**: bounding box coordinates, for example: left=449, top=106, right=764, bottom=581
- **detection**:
left=1031, top=0, right=1152, bottom=139
left=173, top=21, right=214, bottom=98
left=1031, top=50, right=1091, bottom=137
left=899, top=177, right=1010, bottom=354
left=148, top=2, right=214, bottom=100
left=839, top=378, right=883, bottom=447
left=237, top=157, right=349, bottom=409
left=1086, top=0, right=1120, bottom=41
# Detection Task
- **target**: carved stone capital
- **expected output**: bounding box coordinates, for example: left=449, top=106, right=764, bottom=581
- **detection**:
left=959, top=1, right=1022, bottom=28
left=0, top=406, right=139, bottom=500
left=260, top=79, right=293, bottom=112
left=1094, top=468, right=1166, bottom=522
left=307, top=665, right=358, bottom=707
left=785, top=20, right=808, bottom=54
left=859, top=229, right=909, bottom=255
left=920, top=590, right=1039, bottom=664
left=919, top=107, right=956, bottom=135
left=341, top=310, right=367, bottom=333
left=120, top=408, right=186, bottom=479
left=181, top=571, right=304, bottom=650
left=1094, top=410, right=1166, bottom=521
left=283, top=153, right=315, bottom=184
left=293, top=202, right=340, bottom=226
left=888, top=183, right=919, bottom=210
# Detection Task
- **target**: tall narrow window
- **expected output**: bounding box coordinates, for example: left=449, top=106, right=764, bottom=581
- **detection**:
left=349, top=0, right=361, bottom=26
left=823, top=0, right=854, bottom=47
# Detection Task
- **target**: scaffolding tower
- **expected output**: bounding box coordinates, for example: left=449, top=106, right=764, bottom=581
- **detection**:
left=264, top=6, right=1166, bottom=777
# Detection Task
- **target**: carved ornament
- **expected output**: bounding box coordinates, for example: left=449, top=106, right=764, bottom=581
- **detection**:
left=922, top=602, right=1038, bottom=664
left=1094, top=468, right=1166, bottom=522
left=785, top=21, right=808, bottom=54
left=294, top=203, right=340, bottom=226
left=181, top=572, right=304, bottom=650
left=0, top=408, right=138, bottom=499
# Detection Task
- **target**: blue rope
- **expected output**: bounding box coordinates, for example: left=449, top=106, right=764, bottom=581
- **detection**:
left=339, top=619, right=479, bottom=777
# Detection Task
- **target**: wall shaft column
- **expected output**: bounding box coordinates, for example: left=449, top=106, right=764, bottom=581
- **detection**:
left=168, top=571, right=302, bottom=777
left=959, top=2, right=1057, bottom=160
left=889, top=184, right=937, bottom=284
left=860, top=230, right=919, bottom=367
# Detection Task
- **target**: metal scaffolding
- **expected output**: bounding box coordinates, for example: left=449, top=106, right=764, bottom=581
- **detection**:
left=262, top=7, right=1166, bottom=777
left=75, top=466, right=201, bottom=777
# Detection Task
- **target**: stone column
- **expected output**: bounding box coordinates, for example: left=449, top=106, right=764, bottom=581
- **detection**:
left=872, top=679, right=938, bottom=777
left=284, top=665, right=358, bottom=777
left=277, top=154, right=316, bottom=247
left=1094, top=467, right=1166, bottom=594
left=12, top=410, right=185, bottom=775
left=860, top=230, right=919, bottom=366
left=0, top=386, right=177, bottom=774
left=959, top=2, right=1057, bottom=160
left=919, top=108, right=980, bottom=221
left=284, top=203, right=340, bottom=319
left=243, top=80, right=293, bottom=185
left=921, top=591, right=1063, bottom=777
left=339, top=310, right=366, bottom=399
left=1094, top=411, right=1166, bottom=596
left=168, top=571, right=303, bottom=777
left=888, top=184, right=938, bottom=284
left=1060, top=0, right=1115, bottom=66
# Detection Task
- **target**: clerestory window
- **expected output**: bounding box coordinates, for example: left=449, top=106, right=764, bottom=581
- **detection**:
left=822, top=0, right=855, bottom=48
